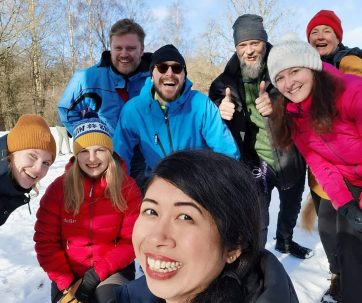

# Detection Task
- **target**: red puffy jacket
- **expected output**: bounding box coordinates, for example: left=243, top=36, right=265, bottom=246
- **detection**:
left=33, top=162, right=141, bottom=291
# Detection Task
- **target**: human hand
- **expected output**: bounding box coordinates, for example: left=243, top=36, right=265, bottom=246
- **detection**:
left=255, top=81, right=273, bottom=116
left=219, top=87, right=235, bottom=120
left=338, top=200, right=362, bottom=232
left=74, top=268, right=100, bottom=302
left=60, top=279, right=82, bottom=303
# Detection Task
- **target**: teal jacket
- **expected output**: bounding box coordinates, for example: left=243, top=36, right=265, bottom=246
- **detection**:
left=113, top=77, right=240, bottom=176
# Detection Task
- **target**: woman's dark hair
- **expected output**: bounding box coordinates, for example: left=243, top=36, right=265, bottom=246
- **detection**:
left=272, top=70, right=344, bottom=148
left=144, top=149, right=262, bottom=303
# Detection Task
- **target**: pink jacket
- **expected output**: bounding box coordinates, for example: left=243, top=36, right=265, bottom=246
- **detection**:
left=287, top=63, right=362, bottom=209
left=34, top=163, right=141, bottom=291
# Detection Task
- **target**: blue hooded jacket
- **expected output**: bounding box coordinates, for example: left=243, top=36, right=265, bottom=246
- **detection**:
left=58, top=51, right=152, bottom=135
left=113, top=77, right=240, bottom=176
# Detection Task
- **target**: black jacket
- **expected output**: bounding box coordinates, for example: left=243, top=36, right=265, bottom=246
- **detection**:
left=0, top=135, right=31, bottom=226
left=321, top=43, right=362, bottom=68
left=209, top=44, right=305, bottom=190
left=114, top=249, right=299, bottom=303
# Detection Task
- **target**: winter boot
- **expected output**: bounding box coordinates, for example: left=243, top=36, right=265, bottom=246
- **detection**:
left=320, top=273, right=341, bottom=303
left=275, top=238, right=314, bottom=259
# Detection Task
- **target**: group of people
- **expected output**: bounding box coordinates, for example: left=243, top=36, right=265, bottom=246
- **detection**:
left=1, top=8, right=361, bottom=303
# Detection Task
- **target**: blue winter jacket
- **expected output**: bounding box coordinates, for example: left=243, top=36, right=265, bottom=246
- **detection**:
left=58, top=51, right=152, bottom=135
left=113, top=77, right=240, bottom=176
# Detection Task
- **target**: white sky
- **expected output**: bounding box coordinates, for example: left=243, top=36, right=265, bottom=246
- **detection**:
left=150, top=0, right=362, bottom=48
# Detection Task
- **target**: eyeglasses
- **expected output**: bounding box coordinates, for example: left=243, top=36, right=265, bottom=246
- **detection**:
left=155, top=63, right=184, bottom=74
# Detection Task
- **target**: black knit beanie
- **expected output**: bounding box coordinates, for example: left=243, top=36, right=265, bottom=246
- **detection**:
left=150, top=44, right=186, bottom=73
left=232, top=14, right=268, bottom=45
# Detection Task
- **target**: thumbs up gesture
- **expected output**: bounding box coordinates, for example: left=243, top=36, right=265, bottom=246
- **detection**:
left=219, top=87, right=235, bottom=120
left=255, top=81, right=273, bottom=116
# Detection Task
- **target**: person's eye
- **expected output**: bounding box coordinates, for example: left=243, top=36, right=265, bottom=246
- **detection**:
left=291, top=69, right=299, bottom=75
left=178, top=214, right=193, bottom=221
left=29, top=153, right=37, bottom=160
left=276, top=76, right=282, bottom=83
left=43, top=161, right=51, bottom=167
left=79, top=149, right=88, bottom=153
left=142, top=208, right=158, bottom=216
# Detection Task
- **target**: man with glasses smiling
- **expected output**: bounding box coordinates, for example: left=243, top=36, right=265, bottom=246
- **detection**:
left=113, top=44, right=240, bottom=186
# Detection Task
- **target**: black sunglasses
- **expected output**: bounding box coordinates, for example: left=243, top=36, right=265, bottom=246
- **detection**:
left=155, top=63, right=184, bottom=74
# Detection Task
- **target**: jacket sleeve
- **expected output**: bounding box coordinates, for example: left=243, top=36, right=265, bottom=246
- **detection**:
left=295, top=140, right=353, bottom=209
left=209, top=74, right=226, bottom=106
left=93, top=176, right=141, bottom=280
left=58, top=70, right=101, bottom=133
left=33, top=177, right=75, bottom=291
left=201, top=94, right=240, bottom=159
left=112, top=105, right=139, bottom=174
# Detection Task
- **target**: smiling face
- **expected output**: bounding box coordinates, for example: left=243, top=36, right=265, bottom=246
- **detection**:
left=133, top=177, right=228, bottom=303
left=152, top=60, right=185, bottom=105
left=110, top=33, right=144, bottom=75
left=10, top=149, right=52, bottom=189
left=77, top=145, right=110, bottom=178
left=275, top=67, right=314, bottom=103
left=309, top=25, right=339, bottom=57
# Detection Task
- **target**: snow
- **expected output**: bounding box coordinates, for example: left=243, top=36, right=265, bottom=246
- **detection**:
left=0, top=128, right=331, bottom=302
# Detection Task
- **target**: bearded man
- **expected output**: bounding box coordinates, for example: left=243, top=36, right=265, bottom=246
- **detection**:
left=113, top=44, right=239, bottom=183
left=209, top=14, right=312, bottom=259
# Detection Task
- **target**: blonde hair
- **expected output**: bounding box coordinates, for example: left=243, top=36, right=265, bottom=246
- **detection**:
left=63, top=150, right=127, bottom=215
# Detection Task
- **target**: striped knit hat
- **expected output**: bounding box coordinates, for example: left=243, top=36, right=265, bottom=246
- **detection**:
left=72, top=117, right=113, bottom=155
left=7, top=114, right=56, bottom=163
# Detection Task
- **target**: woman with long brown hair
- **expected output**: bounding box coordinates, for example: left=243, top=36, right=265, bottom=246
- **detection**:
left=267, top=37, right=362, bottom=303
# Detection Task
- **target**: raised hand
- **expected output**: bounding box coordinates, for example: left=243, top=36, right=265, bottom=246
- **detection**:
left=255, top=81, right=273, bottom=117
left=219, top=87, right=235, bottom=120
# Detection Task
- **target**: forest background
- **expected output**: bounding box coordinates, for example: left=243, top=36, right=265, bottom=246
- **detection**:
left=1, top=0, right=361, bottom=130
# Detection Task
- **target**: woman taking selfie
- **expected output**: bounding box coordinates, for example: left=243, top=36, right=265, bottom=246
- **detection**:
left=115, top=149, right=298, bottom=303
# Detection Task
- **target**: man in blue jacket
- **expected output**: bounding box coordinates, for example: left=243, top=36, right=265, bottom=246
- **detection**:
left=113, top=44, right=240, bottom=181
left=58, top=18, right=152, bottom=135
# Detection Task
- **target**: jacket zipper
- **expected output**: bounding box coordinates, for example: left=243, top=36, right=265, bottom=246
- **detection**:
left=154, top=110, right=174, bottom=157
left=89, top=183, right=94, bottom=267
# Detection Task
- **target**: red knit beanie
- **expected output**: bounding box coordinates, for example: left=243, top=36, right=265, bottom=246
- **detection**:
left=306, top=10, right=343, bottom=42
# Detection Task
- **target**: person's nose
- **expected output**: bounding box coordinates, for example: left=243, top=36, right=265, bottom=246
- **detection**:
left=88, top=150, right=97, bottom=162
left=147, top=218, right=176, bottom=248
left=245, top=45, right=254, bottom=55
left=285, top=75, right=294, bottom=89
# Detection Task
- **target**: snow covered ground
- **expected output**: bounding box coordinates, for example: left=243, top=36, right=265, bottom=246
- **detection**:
left=0, top=128, right=331, bottom=302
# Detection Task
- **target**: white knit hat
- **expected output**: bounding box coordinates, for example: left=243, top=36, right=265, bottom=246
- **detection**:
left=267, top=34, right=322, bottom=86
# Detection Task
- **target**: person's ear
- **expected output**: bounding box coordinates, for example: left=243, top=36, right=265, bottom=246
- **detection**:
left=226, top=248, right=242, bottom=264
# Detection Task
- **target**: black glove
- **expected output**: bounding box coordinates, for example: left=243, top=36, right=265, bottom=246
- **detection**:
left=338, top=200, right=362, bottom=232
left=74, top=267, right=100, bottom=302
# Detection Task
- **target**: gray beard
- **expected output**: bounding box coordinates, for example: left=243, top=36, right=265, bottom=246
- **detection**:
left=240, top=57, right=264, bottom=79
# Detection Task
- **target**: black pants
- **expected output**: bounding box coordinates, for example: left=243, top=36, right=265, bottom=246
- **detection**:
left=311, top=191, right=339, bottom=274
left=338, top=183, right=362, bottom=303
left=51, top=263, right=135, bottom=303
left=255, top=164, right=306, bottom=247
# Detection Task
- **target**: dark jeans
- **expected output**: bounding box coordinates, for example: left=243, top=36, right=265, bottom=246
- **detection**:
left=254, top=162, right=306, bottom=247
left=311, top=191, right=339, bottom=274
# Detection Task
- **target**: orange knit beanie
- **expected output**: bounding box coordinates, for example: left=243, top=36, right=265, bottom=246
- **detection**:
left=7, top=114, right=56, bottom=163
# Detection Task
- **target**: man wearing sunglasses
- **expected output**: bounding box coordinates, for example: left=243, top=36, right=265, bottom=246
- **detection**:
left=209, top=14, right=312, bottom=259
left=113, top=44, right=240, bottom=185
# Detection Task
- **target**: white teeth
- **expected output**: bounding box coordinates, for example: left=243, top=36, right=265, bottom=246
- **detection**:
left=147, top=257, right=182, bottom=273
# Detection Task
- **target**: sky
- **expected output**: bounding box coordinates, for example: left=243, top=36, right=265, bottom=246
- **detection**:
left=0, top=128, right=348, bottom=302
left=149, top=0, right=362, bottom=48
